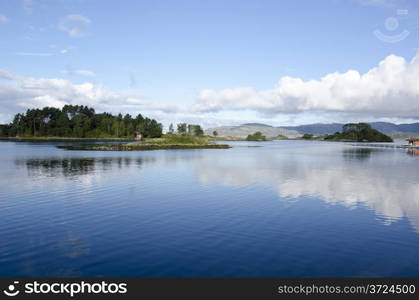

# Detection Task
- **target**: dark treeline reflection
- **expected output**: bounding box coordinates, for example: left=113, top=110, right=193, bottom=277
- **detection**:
left=342, top=148, right=374, bottom=160
left=344, top=147, right=417, bottom=159
left=15, top=156, right=156, bottom=177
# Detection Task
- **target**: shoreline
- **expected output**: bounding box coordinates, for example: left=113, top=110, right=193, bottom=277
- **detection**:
left=0, top=136, right=397, bottom=144
left=58, top=143, right=231, bottom=151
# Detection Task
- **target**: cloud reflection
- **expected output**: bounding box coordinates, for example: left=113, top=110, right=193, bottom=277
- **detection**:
left=195, top=145, right=419, bottom=233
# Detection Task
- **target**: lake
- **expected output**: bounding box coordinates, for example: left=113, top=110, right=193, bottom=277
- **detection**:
left=1, top=140, right=419, bottom=277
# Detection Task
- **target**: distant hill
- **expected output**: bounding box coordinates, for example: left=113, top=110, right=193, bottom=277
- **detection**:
left=206, top=122, right=419, bottom=139
left=283, top=122, right=419, bottom=136
left=205, top=124, right=301, bottom=138
left=241, top=123, right=272, bottom=127
left=282, top=123, right=343, bottom=135
left=372, top=122, right=419, bottom=133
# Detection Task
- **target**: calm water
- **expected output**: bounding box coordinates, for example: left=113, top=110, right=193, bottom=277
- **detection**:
left=1, top=140, right=419, bottom=277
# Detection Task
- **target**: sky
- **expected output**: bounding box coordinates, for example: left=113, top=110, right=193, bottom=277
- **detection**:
left=1, top=0, right=419, bottom=129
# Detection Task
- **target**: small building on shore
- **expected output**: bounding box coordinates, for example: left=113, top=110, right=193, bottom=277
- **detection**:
left=135, top=132, right=142, bottom=141
left=406, top=138, right=419, bottom=147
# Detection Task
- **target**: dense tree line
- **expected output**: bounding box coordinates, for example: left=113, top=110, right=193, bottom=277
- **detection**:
left=0, top=105, right=163, bottom=138
left=324, top=123, right=393, bottom=142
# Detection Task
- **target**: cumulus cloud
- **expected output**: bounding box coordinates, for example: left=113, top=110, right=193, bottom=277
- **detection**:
left=59, top=14, right=91, bottom=37
left=194, top=53, right=419, bottom=119
left=0, top=14, right=9, bottom=23
left=0, top=69, right=15, bottom=80
left=0, top=71, right=178, bottom=123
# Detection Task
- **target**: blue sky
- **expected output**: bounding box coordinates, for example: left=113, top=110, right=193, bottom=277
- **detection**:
left=1, top=0, right=419, bottom=128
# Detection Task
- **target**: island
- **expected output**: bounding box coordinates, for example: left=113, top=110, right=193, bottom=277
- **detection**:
left=324, top=123, right=393, bottom=142
left=58, top=134, right=231, bottom=151
left=246, top=131, right=269, bottom=141
left=0, top=105, right=163, bottom=140
left=0, top=105, right=231, bottom=151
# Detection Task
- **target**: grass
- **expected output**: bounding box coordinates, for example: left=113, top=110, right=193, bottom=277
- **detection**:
left=143, top=134, right=212, bottom=145
left=212, top=136, right=246, bottom=141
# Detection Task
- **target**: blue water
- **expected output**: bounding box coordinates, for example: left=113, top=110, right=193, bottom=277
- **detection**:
left=0, top=140, right=419, bottom=277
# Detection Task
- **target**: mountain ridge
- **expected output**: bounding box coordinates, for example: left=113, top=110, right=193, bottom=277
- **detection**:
left=205, top=122, right=419, bottom=138
left=204, top=124, right=300, bottom=138
left=283, top=122, right=419, bottom=135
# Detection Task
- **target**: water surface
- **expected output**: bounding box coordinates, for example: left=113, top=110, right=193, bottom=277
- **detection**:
left=1, top=140, right=419, bottom=277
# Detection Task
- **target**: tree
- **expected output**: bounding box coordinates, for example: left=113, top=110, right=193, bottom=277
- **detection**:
left=187, top=124, right=193, bottom=135
left=213, top=131, right=218, bottom=137
left=169, top=123, right=174, bottom=133
left=246, top=131, right=267, bottom=141
left=325, top=123, right=393, bottom=142
left=177, top=123, right=187, bottom=134
left=194, top=125, right=204, bottom=136
left=186, top=124, right=203, bottom=136
left=0, top=105, right=163, bottom=138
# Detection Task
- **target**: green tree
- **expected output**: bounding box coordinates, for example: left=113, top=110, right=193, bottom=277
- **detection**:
left=325, top=123, right=393, bottom=142
left=246, top=131, right=267, bottom=141
left=0, top=105, right=163, bottom=138
left=177, top=123, right=187, bottom=134
left=186, top=124, right=203, bottom=136
left=194, top=125, right=204, bottom=136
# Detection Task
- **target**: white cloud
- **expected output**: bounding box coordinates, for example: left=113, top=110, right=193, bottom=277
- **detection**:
left=61, top=69, right=96, bottom=77
left=0, top=14, right=9, bottom=23
left=0, top=69, right=15, bottom=80
left=59, top=14, right=91, bottom=37
left=0, top=70, right=178, bottom=123
left=194, top=53, right=419, bottom=119
left=15, top=52, right=54, bottom=57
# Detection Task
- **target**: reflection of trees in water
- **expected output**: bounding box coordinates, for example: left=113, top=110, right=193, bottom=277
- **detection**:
left=15, top=157, right=154, bottom=178
left=14, top=151, right=206, bottom=179
left=342, top=148, right=374, bottom=160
